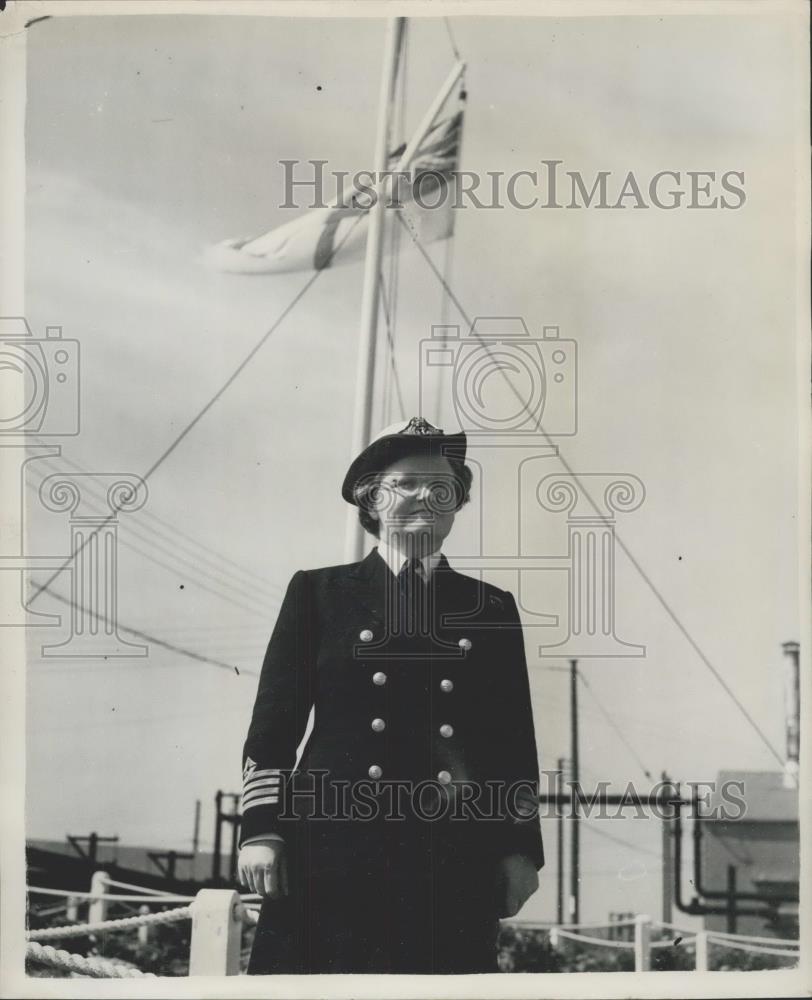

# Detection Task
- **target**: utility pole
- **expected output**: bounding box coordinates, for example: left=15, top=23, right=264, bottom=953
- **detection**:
left=228, top=796, right=240, bottom=883
left=556, top=756, right=566, bottom=924
left=66, top=832, right=119, bottom=864
left=212, top=791, right=223, bottom=881
left=781, top=640, right=800, bottom=788
left=726, top=865, right=738, bottom=934
left=148, top=849, right=193, bottom=882
left=661, top=770, right=674, bottom=924
left=212, top=790, right=240, bottom=883
left=192, top=798, right=201, bottom=855
left=569, top=659, right=580, bottom=925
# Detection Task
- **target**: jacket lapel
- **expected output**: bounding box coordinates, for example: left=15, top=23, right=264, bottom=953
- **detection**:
left=340, top=547, right=392, bottom=627
left=336, top=549, right=490, bottom=634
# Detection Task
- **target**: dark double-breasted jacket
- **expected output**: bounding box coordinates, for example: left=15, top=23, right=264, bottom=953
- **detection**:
left=240, top=547, right=544, bottom=875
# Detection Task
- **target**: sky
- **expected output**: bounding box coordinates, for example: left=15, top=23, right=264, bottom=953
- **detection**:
left=20, top=9, right=804, bottom=924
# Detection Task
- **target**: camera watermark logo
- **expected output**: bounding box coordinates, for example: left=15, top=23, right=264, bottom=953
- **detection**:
left=420, top=319, right=576, bottom=439
left=408, top=315, right=647, bottom=659
left=0, top=316, right=149, bottom=657
left=0, top=317, right=79, bottom=436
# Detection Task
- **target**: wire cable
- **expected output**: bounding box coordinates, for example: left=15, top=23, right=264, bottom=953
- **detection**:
left=581, top=822, right=660, bottom=860
left=31, top=441, right=283, bottom=599
left=577, top=670, right=654, bottom=782
left=26, top=474, right=277, bottom=619
left=443, top=17, right=462, bottom=61
left=30, top=583, right=258, bottom=676
left=396, top=210, right=785, bottom=770
left=28, top=211, right=368, bottom=608
left=379, top=269, right=407, bottom=421
left=380, top=26, right=408, bottom=425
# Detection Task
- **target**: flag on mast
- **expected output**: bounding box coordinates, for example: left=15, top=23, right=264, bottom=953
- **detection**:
left=205, top=109, right=464, bottom=275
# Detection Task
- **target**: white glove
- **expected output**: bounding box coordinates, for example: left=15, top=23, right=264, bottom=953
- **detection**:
left=238, top=840, right=288, bottom=899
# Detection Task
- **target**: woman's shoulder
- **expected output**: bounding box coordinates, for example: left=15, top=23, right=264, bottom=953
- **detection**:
left=290, top=557, right=367, bottom=588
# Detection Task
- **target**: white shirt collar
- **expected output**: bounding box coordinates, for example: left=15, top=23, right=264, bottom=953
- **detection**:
left=376, top=538, right=442, bottom=581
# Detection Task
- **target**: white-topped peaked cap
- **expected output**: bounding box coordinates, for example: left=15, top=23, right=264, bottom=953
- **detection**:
left=342, top=417, right=467, bottom=505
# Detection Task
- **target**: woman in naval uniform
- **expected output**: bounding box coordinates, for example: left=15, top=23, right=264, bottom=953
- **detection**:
left=238, top=417, right=543, bottom=974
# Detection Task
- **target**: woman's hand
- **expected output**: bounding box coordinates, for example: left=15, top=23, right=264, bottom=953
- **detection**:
left=496, top=853, right=539, bottom=917
left=238, top=841, right=288, bottom=899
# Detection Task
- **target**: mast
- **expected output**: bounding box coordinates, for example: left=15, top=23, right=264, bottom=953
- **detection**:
left=344, top=17, right=406, bottom=563
left=343, top=25, right=466, bottom=562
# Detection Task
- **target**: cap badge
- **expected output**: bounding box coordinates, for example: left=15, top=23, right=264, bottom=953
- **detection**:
left=402, top=417, right=443, bottom=437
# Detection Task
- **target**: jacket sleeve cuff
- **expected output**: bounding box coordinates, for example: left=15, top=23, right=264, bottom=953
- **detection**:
left=240, top=757, right=286, bottom=846
left=507, top=822, right=545, bottom=870
left=241, top=833, right=285, bottom=846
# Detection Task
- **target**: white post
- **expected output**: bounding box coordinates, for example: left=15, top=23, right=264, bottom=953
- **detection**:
left=549, top=927, right=559, bottom=949
left=695, top=930, right=709, bottom=971
left=188, top=889, right=244, bottom=976
left=137, top=904, right=151, bottom=945
left=66, top=896, right=79, bottom=922
left=634, top=914, right=651, bottom=972
left=88, top=871, right=108, bottom=926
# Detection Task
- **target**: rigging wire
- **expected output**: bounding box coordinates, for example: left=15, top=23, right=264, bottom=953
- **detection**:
left=38, top=704, right=249, bottom=735
left=26, top=215, right=370, bottom=678
left=581, top=822, right=661, bottom=860
left=378, top=271, right=407, bottom=422
left=443, top=17, right=462, bottom=62
left=396, top=211, right=472, bottom=325
left=28, top=211, right=369, bottom=609
left=433, top=79, right=466, bottom=423
left=577, top=670, right=654, bottom=782
left=25, top=472, right=277, bottom=619
left=26, top=453, right=281, bottom=608
left=395, top=209, right=785, bottom=771
left=28, top=583, right=257, bottom=677
left=32, top=440, right=283, bottom=597
left=380, top=22, right=408, bottom=425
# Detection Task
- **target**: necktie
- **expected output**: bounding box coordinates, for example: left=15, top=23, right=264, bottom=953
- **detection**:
left=397, top=558, right=426, bottom=636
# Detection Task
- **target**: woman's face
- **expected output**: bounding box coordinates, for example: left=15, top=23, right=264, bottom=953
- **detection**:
left=369, top=453, right=459, bottom=557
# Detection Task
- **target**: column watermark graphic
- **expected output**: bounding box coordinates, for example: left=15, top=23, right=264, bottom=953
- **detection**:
left=38, top=474, right=148, bottom=658
left=0, top=317, right=149, bottom=658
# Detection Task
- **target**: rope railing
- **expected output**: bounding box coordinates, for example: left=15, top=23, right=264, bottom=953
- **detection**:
left=27, top=905, right=193, bottom=942
left=555, top=928, right=634, bottom=949
left=704, top=936, right=799, bottom=958
left=509, top=916, right=639, bottom=930
left=533, top=915, right=800, bottom=971
left=27, top=879, right=246, bottom=977
left=27, top=874, right=798, bottom=976
left=653, top=919, right=699, bottom=934
left=26, top=942, right=156, bottom=978
left=650, top=935, right=697, bottom=949
left=702, top=928, right=800, bottom=947
left=28, top=885, right=195, bottom=904
left=103, top=876, right=182, bottom=896
left=28, top=883, right=262, bottom=904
